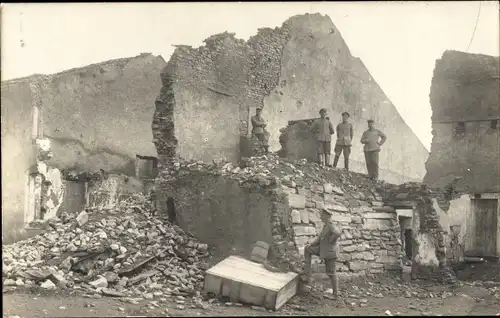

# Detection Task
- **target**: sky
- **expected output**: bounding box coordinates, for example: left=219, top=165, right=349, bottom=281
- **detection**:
left=1, top=2, right=499, bottom=150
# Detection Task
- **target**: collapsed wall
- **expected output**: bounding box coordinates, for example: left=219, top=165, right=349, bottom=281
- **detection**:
left=153, top=13, right=428, bottom=183
left=425, top=50, right=500, bottom=193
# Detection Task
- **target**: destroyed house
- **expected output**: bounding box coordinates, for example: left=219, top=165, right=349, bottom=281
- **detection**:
left=152, top=13, right=429, bottom=185
left=425, top=50, right=500, bottom=259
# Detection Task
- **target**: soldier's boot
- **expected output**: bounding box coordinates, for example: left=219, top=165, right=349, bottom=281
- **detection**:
left=319, top=154, right=325, bottom=166
left=333, top=155, right=340, bottom=168
left=325, top=154, right=331, bottom=167
left=330, top=274, right=339, bottom=297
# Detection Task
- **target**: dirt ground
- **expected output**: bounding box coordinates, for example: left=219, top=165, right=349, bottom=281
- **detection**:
left=4, top=270, right=500, bottom=318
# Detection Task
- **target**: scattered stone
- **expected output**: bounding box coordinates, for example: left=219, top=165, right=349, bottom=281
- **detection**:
left=76, top=211, right=89, bottom=227
left=40, top=280, right=56, bottom=290
left=90, top=277, right=108, bottom=288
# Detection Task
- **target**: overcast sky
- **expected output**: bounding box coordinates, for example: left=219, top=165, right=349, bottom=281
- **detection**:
left=2, top=2, right=499, bottom=150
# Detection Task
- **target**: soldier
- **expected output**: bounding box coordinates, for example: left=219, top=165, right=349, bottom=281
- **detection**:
left=251, top=107, right=270, bottom=152
left=303, top=208, right=342, bottom=297
left=360, top=119, right=387, bottom=180
left=311, top=108, right=335, bottom=166
left=333, top=112, right=354, bottom=170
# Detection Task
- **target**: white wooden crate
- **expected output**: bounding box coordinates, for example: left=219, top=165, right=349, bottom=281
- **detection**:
left=204, top=256, right=299, bottom=310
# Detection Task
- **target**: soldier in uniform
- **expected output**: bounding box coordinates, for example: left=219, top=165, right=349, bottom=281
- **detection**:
left=251, top=107, right=270, bottom=152
left=311, top=108, right=335, bottom=166
left=303, top=208, right=342, bottom=297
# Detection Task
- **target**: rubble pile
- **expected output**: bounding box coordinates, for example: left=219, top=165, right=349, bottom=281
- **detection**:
left=158, top=153, right=385, bottom=191
left=3, top=193, right=210, bottom=305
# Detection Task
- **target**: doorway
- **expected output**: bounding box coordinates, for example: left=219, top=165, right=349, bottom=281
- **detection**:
left=471, top=199, right=498, bottom=257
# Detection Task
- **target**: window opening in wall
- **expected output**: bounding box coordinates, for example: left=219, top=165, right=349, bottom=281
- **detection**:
left=453, top=122, right=465, bottom=140
left=166, top=197, right=177, bottom=224
left=491, top=120, right=498, bottom=130
left=135, top=155, right=159, bottom=180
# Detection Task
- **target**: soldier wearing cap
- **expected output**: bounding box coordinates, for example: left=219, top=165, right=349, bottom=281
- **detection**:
left=251, top=107, right=270, bottom=152
left=360, top=119, right=387, bottom=180
left=304, top=208, right=342, bottom=297
left=333, top=112, right=354, bottom=170
left=310, top=108, right=335, bottom=166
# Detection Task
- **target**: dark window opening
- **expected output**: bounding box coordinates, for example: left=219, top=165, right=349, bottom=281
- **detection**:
left=453, top=122, right=465, bottom=140
left=491, top=120, right=498, bottom=130
left=474, top=193, right=482, bottom=199
left=166, top=197, right=177, bottom=225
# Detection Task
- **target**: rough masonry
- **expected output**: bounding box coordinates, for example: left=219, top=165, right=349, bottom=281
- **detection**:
left=152, top=13, right=429, bottom=183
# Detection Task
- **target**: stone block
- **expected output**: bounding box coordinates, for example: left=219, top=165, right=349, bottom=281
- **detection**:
left=361, top=206, right=373, bottom=213
left=371, top=201, right=384, bottom=207
left=298, top=188, right=311, bottom=197
left=288, top=193, right=306, bottom=209
left=332, top=187, right=344, bottom=195
left=281, top=185, right=297, bottom=195
left=342, top=245, right=357, bottom=253
left=356, top=243, right=371, bottom=252
left=348, top=200, right=360, bottom=207
left=311, top=184, right=324, bottom=193
left=339, top=240, right=353, bottom=246
left=338, top=253, right=352, bottom=262
left=373, top=206, right=396, bottom=213
left=291, top=209, right=301, bottom=224
left=372, top=263, right=384, bottom=268
left=362, top=219, right=391, bottom=231
left=308, top=209, right=320, bottom=223
left=300, top=210, right=309, bottom=224
left=351, top=216, right=362, bottom=224
left=364, top=213, right=395, bottom=219
left=330, top=213, right=352, bottom=223
left=343, top=230, right=353, bottom=239
left=313, top=200, right=324, bottom=209
left=323, top=183, right=333, bottom=193
left=293, top=225, right=317, bottom=237
left=305, top=201, right=315, bottom=208
left=376, top=255, right=399, bottom=264
left=370, top=269, right=384, bottom=274
left=349, top=261, right=370, bottom=272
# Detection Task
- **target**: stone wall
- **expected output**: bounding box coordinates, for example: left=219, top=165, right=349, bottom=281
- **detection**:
left=279, top=119, right=423, bottom=184
left=425, top=50, right=500, bottom=193
left=152, top=13, right=429, bottom=182
left=282, top=181, right=403, bottom=276
left=2, top=53, right=166, bottom=176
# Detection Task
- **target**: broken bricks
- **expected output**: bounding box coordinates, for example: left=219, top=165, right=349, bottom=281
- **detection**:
left=2, top=193, right=210, bottom=300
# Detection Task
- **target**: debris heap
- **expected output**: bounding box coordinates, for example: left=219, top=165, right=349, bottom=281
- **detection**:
left=3, top=193, right=210, bottom=303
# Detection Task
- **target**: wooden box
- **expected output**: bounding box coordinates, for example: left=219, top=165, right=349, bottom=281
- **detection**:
left=204, top=256, right=299, bottom=310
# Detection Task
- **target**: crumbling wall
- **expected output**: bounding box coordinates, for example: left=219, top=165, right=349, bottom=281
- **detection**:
left=152, top=13, right=428, bottom=181
left=156, top=167, right=282, bottom=259
left=381, top=183, right=457, bottom=283
left=425, top=50, right=500, bottom=193
left=1, top=80, right=37, bottom=242
left=3, top=53, right=166, bottom=175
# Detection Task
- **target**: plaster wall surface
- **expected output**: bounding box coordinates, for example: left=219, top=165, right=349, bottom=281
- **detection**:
left=1, top=81, right=37, bottom=242
left=2, top=53, right=166, bottom=175
left=157, top=174, right=277, bottom=258
left=425, top=51, right=500, bottom=193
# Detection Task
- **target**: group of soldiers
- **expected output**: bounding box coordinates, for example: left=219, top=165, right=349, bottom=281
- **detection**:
left=251, top=107, right=387, bottom=181
left=251, top=107, right=388, bottom=297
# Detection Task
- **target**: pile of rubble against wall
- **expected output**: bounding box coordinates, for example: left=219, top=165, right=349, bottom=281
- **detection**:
left=156, top=153, right=409, bottom=280
left=3, top=193, right=211, bottom=308
left=380, top=183, right=457, bottom=284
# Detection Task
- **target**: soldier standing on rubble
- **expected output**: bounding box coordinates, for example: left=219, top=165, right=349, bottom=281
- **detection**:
left=311, top=108, right=335, bottom=166
left=251, top=106, right=270, bottom=152
left=333, top=112, right=354, bottom=170
left=360, top=119, right=387, bottom=180
left=303, top=208, right=342, bottom=297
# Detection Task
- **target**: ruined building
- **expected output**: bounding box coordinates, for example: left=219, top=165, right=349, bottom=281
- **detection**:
left=425, top=50, right=500, bottom=259
left=152, top=13, right=429, bottom=184
left=1, top=53, right=166, bottom=242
